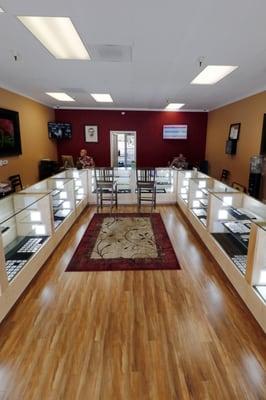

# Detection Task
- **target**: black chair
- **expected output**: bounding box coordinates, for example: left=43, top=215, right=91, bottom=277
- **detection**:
left=94, top=168, right=118, bottom=212
left=9, top=174, right=23, bottom=192
left=220, top=169, right=230, bottom=183
left=136, top=168, right=156, bottom=211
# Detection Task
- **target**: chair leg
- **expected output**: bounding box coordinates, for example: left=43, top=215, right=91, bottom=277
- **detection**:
left=100, top=190, right=103, bottom=209
left=96, top=188, right=100, bottom=212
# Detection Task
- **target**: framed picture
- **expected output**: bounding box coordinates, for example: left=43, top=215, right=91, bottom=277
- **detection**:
left=0, top=108, right=22, bottom=156
left=229, top=123, right=240, bottom=140
left=84, top=125, right=98, bottom=142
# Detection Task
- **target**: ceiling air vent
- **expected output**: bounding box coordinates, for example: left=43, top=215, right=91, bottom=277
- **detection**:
left=89, top=44, right=132, bottom=62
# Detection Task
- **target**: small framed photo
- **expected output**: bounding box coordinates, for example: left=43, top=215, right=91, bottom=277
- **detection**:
left=84, top=125, right=98, bottom=142
left=229, top=123, right=240, bottom=140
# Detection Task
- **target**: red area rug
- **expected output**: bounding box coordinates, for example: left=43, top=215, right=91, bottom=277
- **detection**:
left=66, top=213, right=180, bottom=271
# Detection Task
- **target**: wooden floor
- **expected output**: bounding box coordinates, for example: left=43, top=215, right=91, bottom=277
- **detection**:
left=0, top=205, right=265, bottom=400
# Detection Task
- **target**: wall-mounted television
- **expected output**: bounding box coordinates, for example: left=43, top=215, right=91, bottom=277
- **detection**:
left=0, top=108, right=22, bottom=156
left=163, top=125, right=188, bottom=139
left=48, top=122, right=72, bottom=140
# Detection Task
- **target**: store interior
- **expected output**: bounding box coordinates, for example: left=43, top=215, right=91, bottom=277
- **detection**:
left=0, top=1, right=265, bottom=398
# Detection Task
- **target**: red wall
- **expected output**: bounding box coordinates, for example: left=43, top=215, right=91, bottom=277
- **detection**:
left=55, top=109, right=208, bottom=167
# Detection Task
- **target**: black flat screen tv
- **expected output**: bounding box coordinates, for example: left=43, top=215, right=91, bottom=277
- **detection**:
left=0, top=108, right=22, bottom=156
left=48, top=122, right=72, bottom=140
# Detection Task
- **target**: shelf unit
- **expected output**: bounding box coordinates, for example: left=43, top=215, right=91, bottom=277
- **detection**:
left=0, top=192, right=56, bottom=321
left=53, top=169, right=88, bottom=217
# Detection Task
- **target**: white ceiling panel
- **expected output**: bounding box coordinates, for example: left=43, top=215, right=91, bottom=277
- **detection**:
left=0, top=0, right=265, bottom=110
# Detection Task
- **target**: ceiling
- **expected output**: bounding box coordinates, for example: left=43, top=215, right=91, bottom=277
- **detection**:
left=0, top=0, right=266, bottom=111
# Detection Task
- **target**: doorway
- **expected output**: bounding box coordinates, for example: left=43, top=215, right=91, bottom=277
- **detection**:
left=110, top=131, right=136, bottom=167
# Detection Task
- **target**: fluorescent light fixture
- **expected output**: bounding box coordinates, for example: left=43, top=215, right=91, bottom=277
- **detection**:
left=196, top=190, right=203, bottom=199
left=17, top=16, right=90, bottom=60
left=90, top=93, right=113, bottom=103
left=30, top=211, right=41, bottom=222
left=60, top=191, right=67, bottom=199
left=63, top=201, right=71, bottom=209
left=56, top=180, right=64, bottom=189
left=32, top=224, right=46, bottom=235
left=198, top=180, right=207, bottom=189
left=46, top=92, right=75, bottom=102
left=191, top=65, right=238, bottom=85
left=259, top=270, right=266, bottom=284
left=223, top=196, right=233, bottom=206
left=165, top=103, right=185, bottom=111
left=218, top=209, right=228, bottom=220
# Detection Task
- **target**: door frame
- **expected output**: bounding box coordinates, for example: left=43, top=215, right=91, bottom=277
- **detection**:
left=110, top=131, right=137, bottom=167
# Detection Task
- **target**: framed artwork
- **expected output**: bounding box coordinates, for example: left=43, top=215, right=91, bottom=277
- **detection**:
left=84, top=125, right=98, bottom=142
left=0, top=108, right=22, bottom=156
left=228, top=123, right=240, bottom=140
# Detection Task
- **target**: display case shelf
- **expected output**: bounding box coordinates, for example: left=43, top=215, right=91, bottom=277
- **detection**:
left=55, top=169, right=88, bottom=207
left=0, top=193, right=52, bottom=282
left=47, top=178, right=75, bottom=228
left=208, top=192, right=266, bottom=276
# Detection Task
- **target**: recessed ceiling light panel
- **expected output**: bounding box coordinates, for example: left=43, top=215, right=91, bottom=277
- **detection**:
left=46, top=92, right=75, bottom=101
left=18, top=16, right=90, bottom=60
left=165, top=103, right=185, bottom=111
left=90, top=93, right=113, bottom=103
left=191, top=65, right=238, bottom=85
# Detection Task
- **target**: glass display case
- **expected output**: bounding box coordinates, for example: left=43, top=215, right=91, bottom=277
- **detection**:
left=188, top=177, right=236, bottom=226
left=208, top=192, right=266, bottom=276
left=47, top=178, right=75, bottom=228
left=22, top=178, right=75, bottom=229
left=54, top=169, right=88, bottom=205
left=0, top=193, right=52, bottom=282
left=246, top=222, right=266, bottom=302
left=114, top=168, right=132, bottom=194
left=156, top=168, right=175, bottom=193
left=177, top=170, right=207, bottom=204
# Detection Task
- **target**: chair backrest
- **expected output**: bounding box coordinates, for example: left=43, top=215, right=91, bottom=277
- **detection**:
left=9, top=174, right=23, bottom=192
left=220, top=169, right=230, bottom=182
left=61, top=155, right=74, bottom=169
left=94, top=167, right=114, bottom=183
left=136, top=168, right=156, bottom=183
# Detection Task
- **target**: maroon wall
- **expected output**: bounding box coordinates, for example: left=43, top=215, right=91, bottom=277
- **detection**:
left=55, top=109, right=208, bottom=167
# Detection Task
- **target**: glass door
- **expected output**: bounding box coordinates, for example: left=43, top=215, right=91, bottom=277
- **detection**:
left=110, top=131, right=136, bottom=167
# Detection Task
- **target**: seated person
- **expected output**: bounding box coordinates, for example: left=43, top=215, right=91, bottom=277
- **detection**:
left=77, top=149, right=95, bottom=169
left=169, top=153, right=187, bottom=169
